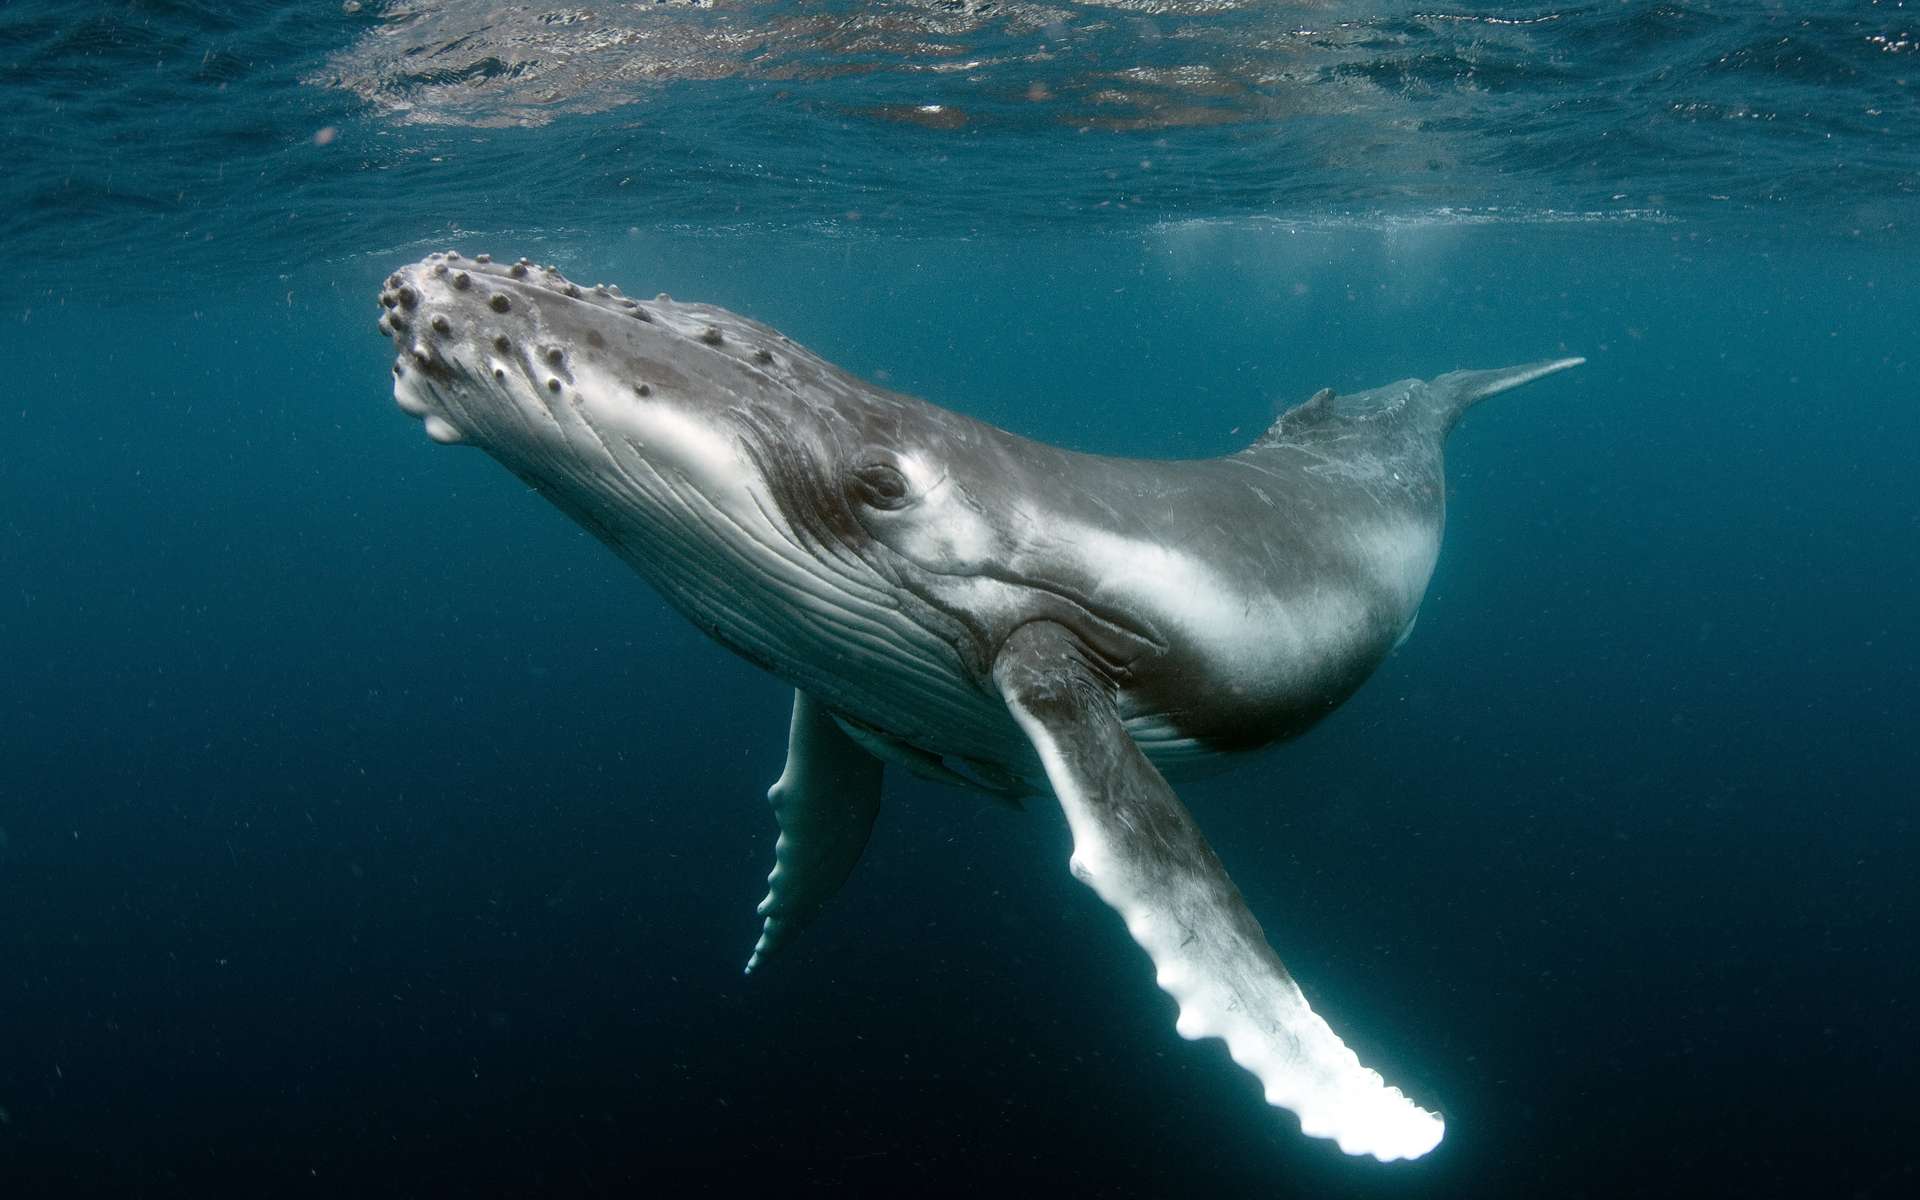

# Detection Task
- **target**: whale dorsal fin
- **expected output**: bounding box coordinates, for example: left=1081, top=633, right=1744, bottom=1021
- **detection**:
left=992, top=620, right=1445, bottom=1162
left=744, top=690, right=884, bottom=973
left=1295, top=386, right=1338, bottom=419
left=1258, top=387, right=1341, bottom=443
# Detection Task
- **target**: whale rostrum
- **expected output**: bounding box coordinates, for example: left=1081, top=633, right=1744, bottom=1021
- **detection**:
left=379, top=250, right=1584, bottom=1162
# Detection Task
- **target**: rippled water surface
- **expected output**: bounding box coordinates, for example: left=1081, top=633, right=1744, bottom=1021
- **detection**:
left=3, top=0, right=1917, bottom=292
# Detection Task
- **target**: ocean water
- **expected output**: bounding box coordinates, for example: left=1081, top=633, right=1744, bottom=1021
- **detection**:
left=2, top=2, right=1916, bottom=1196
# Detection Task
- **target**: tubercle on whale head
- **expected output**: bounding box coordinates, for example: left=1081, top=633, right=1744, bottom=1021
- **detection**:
left=375, top=252, right=1010, bottom=748
left=373, top=253, right=1155, bottom=681
left=375, top=254, right=1161, bottom=691
left=378, top=255, right=962, bottom=563
left=375, top=250, right=804, bottom=451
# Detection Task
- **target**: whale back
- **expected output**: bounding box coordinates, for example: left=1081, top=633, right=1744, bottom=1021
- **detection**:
left=1255, top=357, right=1587, bottom=451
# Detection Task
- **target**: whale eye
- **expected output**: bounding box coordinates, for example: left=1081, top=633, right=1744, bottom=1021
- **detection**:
left=851, top=461, right=912, bottom=511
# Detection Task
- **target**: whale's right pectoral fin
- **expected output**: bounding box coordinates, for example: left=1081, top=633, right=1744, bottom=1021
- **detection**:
left=991, top=621, right=1445, bottom=1162
left=745, top=690, right=884, bottom=973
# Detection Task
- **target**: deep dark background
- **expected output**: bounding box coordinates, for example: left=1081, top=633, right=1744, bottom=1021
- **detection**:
left=1, top=224, right=1914, bottom=1197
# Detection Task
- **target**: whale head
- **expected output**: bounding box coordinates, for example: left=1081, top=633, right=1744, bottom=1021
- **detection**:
left=376, top=251, right=1005, bottom=747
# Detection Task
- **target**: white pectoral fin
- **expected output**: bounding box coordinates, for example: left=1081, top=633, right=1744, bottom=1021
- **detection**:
left=745, top=690, right=885, bottom=973
left=992, top=622, right=1444, bottom=1162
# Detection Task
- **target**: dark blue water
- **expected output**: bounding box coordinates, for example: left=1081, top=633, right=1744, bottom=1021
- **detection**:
left=2, top=4, right=1916, bottom=1197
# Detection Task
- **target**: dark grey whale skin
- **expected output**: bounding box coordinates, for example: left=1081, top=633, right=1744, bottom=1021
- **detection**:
left=377, top=250, right=1580, bottom=784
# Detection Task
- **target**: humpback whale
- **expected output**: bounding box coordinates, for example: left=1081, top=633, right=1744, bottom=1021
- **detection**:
left=376, top=251, right=1582, bottom=1162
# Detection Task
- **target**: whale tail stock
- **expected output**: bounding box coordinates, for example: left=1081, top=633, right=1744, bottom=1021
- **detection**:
left=1428, top=356, right=1586, bottom=435
left=1258, top=356, right=1585, bottom=448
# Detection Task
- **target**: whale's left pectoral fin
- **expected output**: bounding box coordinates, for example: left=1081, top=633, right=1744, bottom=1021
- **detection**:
left=745, top=690, right=884, bottom=973
left=992, top=622, right=1445, bottom=1162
